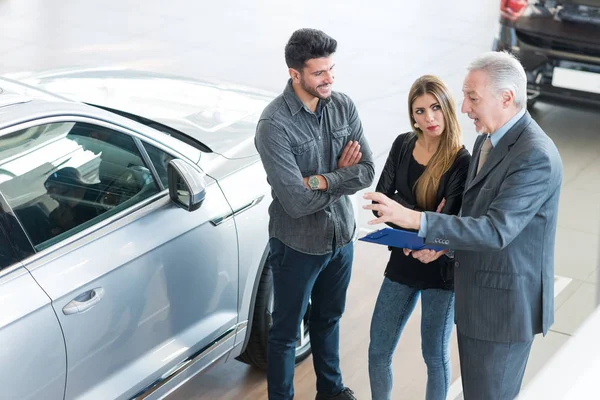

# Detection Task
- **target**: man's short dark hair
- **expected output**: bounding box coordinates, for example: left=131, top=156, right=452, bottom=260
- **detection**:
left=284, top=28, right=337, bottom=71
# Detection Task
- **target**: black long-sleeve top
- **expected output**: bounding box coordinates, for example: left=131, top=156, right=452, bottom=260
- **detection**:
left=375, top=132, right=471, bottom=290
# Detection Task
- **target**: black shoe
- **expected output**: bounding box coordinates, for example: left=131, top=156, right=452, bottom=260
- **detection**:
left=315, top=387, right=357, bottom=400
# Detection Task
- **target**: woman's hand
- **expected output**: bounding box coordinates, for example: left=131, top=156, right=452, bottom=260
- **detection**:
left=436, top=197, right=446, bottom=213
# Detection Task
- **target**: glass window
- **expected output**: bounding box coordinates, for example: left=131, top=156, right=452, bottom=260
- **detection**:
left=0, top=221, right=14, bottom=271
left=0, top=122, right=160, bottom=250
left=0, top=196, right=35, bottom=270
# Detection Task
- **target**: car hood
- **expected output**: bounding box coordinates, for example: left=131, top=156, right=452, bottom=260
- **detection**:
left=9, top=68, right=275, bottom=159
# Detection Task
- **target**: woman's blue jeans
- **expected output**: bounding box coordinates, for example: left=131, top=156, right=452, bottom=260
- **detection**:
left=368, top=277, right=455, bottom=400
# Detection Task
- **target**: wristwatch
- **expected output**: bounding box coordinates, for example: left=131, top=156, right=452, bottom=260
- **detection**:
left=308, top=175, right=320, bottom=190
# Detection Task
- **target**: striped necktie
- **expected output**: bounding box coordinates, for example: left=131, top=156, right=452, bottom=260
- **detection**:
left=476, top=136, right=493, bottom=175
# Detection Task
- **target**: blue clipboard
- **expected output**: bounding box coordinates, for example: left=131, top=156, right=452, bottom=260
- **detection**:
left=359, top=227, right=444, bottom=251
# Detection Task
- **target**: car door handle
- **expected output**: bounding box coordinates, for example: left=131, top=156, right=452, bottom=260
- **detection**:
left=62, top=288, right=105, bottom=315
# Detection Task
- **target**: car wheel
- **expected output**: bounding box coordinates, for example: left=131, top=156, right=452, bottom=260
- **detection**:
left=237, top=263, right=312, bottom=369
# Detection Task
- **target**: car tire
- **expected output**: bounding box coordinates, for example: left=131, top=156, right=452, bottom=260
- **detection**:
left=237, top=263, right=312, bottom=369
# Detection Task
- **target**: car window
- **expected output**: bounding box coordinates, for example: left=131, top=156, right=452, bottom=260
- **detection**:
left=0, top=220, right=14, bottom=271
left=142, top=142, right=174, bottom=188
left=0, top=195, right=35, bottom=270
left=0, top=122, right=160, bottom=251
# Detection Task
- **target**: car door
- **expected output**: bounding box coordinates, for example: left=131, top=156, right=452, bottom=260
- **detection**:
left=0, top=194, right=67, bottom=400
left=1, top=118, right=239, bottom=400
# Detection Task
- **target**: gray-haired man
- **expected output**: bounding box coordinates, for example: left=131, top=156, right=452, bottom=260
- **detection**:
left=365, top=51, right=563, bottom=399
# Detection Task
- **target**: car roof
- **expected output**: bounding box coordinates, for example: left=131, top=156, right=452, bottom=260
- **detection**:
left=2, top=70, right=274, bottom=157
left=0, top=76, right=77, bottom=127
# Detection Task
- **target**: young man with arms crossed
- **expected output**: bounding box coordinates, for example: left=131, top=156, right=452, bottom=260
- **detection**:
left=255, top=28, right=374, bottom=400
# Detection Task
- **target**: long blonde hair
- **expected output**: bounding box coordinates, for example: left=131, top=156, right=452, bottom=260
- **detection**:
left=408, top=75, right=462, bottom=210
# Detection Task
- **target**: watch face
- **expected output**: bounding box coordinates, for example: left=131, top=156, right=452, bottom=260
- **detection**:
left=309, top=176, right=319, bottom=189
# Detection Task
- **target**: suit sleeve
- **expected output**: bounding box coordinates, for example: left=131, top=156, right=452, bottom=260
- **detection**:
left=423, top=146, right=560, bottom=251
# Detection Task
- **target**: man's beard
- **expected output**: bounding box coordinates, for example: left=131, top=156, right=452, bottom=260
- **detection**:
left=300, top=75, right=331, bottom=100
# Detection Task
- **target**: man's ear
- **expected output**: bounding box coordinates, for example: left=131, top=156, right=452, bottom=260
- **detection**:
left=289, top=68, right=301, bottom=83
left=502, top=90, right=515, bottom=109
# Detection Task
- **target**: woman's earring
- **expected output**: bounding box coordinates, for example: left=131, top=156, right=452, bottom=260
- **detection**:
left=414, top=123, right=419, bottom=129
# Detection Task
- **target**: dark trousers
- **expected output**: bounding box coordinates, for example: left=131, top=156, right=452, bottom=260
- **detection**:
left=457, top=331, right=533, bottom=400
left=267, top=237, right=353, bottom=400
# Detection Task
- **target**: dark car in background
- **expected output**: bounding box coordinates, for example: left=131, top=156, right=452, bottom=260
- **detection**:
left=494, top=0, right=600, bottom=108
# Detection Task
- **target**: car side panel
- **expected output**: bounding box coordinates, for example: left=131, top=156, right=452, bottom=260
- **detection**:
left=26, top=184, right=239, bottom=400
left=215, top=160, right=271, bottom=350
left=0, top=266, right=66, bottom=400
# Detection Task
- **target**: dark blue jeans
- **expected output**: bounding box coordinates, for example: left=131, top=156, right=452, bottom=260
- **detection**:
left=267, top=237, right=353, bottom=400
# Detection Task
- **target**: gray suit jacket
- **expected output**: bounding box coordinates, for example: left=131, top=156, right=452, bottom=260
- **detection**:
left=424, top=112, right=563, bottom=343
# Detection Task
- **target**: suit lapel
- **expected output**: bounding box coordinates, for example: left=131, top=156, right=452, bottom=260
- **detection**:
left=465, top=112, right=532, bottom=194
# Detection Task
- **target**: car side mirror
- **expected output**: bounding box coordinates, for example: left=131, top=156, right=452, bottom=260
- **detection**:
left=167, top=159, right=207, bottom=212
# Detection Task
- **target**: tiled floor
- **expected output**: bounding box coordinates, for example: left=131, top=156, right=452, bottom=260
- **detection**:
left=1, top=0, right=599, bottom=399
left=552, top=282, right=599, bottom=336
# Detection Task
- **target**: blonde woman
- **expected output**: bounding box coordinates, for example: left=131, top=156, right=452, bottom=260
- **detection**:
left=368, top=75, right=471, bottom=400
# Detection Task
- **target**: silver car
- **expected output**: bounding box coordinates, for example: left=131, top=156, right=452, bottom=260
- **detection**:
left=0, top=70, right=314, bottom=399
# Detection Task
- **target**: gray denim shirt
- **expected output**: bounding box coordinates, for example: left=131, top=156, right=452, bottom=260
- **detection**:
left=255, top=79, right=375, bottom=255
